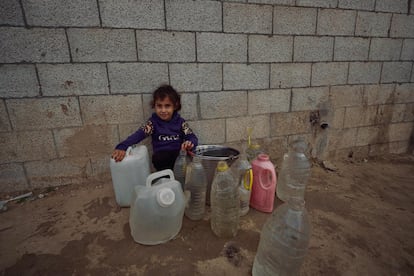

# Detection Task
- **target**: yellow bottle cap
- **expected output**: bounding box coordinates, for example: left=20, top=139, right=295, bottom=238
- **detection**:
left=216, top=161, right=228, bottom=172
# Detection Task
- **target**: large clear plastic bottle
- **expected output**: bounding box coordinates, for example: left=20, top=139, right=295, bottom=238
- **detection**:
left=232, top=151, right=253, bottom=216
left=252, top=199, right=310, bottom=276
left=210, top=161, right=240, bottom=238
left=276, top=139, right=311, bottom=202
left=184, top=156, right=208, bottom=220
left=173, top=149, right=189, bottom=191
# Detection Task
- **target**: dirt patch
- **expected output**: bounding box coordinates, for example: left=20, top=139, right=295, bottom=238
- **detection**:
left=0, top=154, right=413, bottom=275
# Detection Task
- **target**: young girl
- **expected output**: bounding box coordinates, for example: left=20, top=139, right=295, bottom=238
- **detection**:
left=111, top=85, right=198, bottom=171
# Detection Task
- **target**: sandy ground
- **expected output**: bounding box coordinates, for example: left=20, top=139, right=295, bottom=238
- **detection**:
left=0, top=153, right=413, bottom=276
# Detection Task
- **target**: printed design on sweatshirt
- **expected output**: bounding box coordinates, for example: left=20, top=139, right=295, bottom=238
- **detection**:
left=140, top=120, right=154, bottom=136
left=182, top=122, right=194, bottom=135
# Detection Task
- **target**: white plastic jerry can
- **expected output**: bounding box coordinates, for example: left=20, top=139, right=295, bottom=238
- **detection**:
left=129, top=169, right=186, bottom=245
left=109, top=145, right=150, bottom=207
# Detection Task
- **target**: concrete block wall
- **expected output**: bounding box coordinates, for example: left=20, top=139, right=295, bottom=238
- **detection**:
left=0, top=0, right=413, bottom=192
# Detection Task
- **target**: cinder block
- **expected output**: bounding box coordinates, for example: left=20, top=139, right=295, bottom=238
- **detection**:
left=355, top=126, right=381, bottom=146
left=249, top=35, right=293, bottom=62
left=223, top=63, right=269, bottom=90
left=403, top=103, right=414, bottom=121
left=294, top=36, right=333, bottom=62
left=390, top=14, right=414, bottom=38
left=54, top=125, right=118, bottom=157
left=381, top=62, right=412, bottom=83
left=179, top=93, right=198, bottom=121
left=355, top=12, right=391, bottom=37
left=166, top=0, right=221, bottom=31
left=226, top=115, right=270, bottom=142
left=401, top=39, right=414, bottom=60
left=7, top=97, right=82, bottom=130
left=108, top=63, right=168, bottom=94
left=376, top=104, right=406, bottom=124
left=375, top=0, right=408, bottom=13
left=388, top=122, right=413, bottom=142
left=369, top=141, right=409, bottom=156
left=327, top=128, right=358, bottom=149
left=0, top=27, right=69, bottom=63
left=338, top=0, right=375, bottom=10
left=22, top=0, right=99, bottom=27
left=248, top=89, right=290, bottom=115
left=394, top=83, right=414, bottom=103
left=296, top=0, right=337, bottom=8
left=68, top=28, right=136, bottom=62
left=0, top=0, right=25, bottom=25
left=270, top=111, right=311, bottom=136
left=80, top=95, right=143, bottom=125
left=25, top=157, right=92, bottom=188
left=364, top=84, right=395, bottom=105
left=369, top=38, right=403, bottom=61
left=330, top=85, right=364, bottom=107
left=270, top=63, right=311, bottom=88
left=348, top=62, right=381, bottom=84
left=317, top=9, right=356, bottom=36
left=200, top=91, right=247, bottom=119
left=88, top=155, right=111, bottom=179
left=170, top=63, right=222, bottom=92
left=344, top=105, right=378, bottom=127
left=250, top=0, right=294, bottom=4
left=0, top=100, right=11, bottom=132
left=197, top=32, right=247, bottom=62
left=224, top=3, right=272, bottom=34
left=291, top=87, right=329, bottom=111
left=311, top=62, right=348, bottom=86
left=38, top=64, right=108, bottom=96
left=100, top=0, right=164, bottom=29
left=273, top=6, right=317, bottom=35
left=0, top=163, right=28, bottom=192
left=0, top=64, right=39, bottom=98
left=189, top=119, right=226, bottom=144
left=334, top=37, right=370, bottom=61
left=0, top=130, right=56, bottom=163
left=331, top=108, right=345, bottom=129
left=137, top=30, right=195, bottom=62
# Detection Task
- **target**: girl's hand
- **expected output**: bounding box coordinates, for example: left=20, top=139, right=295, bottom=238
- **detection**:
left=181, top=141, right=194, bottom=151
left=112, top=149, right=126, bottom=162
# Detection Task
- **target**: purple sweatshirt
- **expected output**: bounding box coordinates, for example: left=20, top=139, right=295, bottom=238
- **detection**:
left=115, top=112, right=198, bottom=153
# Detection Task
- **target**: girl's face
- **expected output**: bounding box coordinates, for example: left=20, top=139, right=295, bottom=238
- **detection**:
left=154, top=97, right=176, bottom=121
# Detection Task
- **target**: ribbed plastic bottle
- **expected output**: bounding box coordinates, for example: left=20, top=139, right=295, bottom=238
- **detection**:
left=276, top=139, right=311, bottom=202
left=252, top=199, right=311, bottom=276
left=232, top=151, right=253, bottom=216
left=210, top=161, right=240, bottom=238
left=184, top=156, right=208, bottom=220
left=173, top=149, right=188, bottom=191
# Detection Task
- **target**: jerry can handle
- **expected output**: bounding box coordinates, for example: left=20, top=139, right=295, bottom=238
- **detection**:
left=146, top=169, right=175, bottom=187
left=126, top=146, right=133, bottom=156
left=259, top=168, right=276, bottom=189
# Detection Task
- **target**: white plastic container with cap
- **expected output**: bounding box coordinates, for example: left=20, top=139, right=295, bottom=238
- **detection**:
left=129, top=169, right=186, bottom=245
left=110, top=145, right=150, bottom=207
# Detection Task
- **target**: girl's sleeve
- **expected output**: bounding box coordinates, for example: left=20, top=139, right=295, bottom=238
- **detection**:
left=182, top=121, right=198, bottom=148
left=115, top=120, right=154, bottom=151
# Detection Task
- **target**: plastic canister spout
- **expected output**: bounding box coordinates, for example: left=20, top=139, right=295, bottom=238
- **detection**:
left=157, top=188, right=176, bottom=207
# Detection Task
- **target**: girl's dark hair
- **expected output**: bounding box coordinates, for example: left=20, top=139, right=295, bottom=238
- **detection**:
left=150, top=84, right=182, bottom=111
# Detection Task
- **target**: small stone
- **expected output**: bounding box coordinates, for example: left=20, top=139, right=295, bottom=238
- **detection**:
left=322, top=160, right=337, bottom=171
left=38, top=194, right=45, bottom=199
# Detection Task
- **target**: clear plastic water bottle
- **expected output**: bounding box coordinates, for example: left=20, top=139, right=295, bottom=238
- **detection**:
left=276, top=139, right=311, bottom=202
left=246, top=142, right=262, bottom=162
left=232, top=151, right=253, bottom=216
left=252, top=199, right=310, bottom=276
left=173, top=149, right=188, bottom=191
left=184, top=156, right=208, bottom=220
left=210, top=161, right=240, bottom=238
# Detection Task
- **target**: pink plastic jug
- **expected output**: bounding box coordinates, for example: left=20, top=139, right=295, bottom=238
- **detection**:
left=250, top=154, right=277, bottom=213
